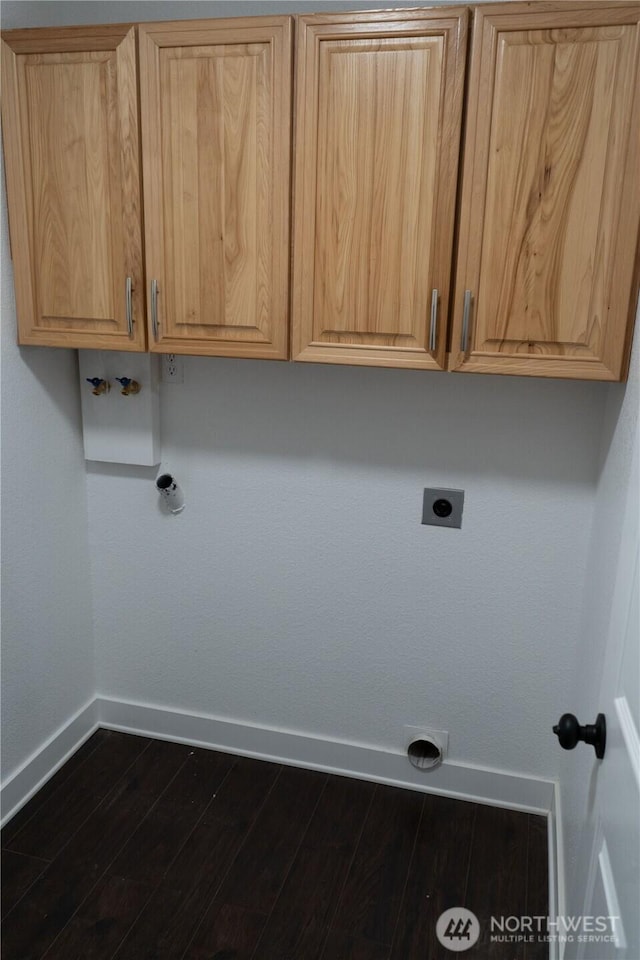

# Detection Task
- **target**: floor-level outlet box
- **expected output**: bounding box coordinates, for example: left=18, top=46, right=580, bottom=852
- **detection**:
left=404, top=725, right=449, bottom=761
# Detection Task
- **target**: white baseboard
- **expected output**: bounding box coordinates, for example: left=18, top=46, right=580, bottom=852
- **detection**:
left=0, top=698, right=98, bottom=827
left=96, top=695, right=555, bottom=814
left=0, top=692, right=557, bottom=827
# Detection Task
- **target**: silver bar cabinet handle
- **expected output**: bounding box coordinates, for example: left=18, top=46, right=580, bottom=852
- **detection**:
left=461, top=289, right=472, bottom=352
left=429, top=288, right=438, bottom=352
left=125, top=276, right=133, bottom=336
left=151, top=279, right=159, bottom=339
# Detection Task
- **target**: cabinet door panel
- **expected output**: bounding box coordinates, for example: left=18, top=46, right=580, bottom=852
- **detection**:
left=139, top=18, right=291, bottom=358
left=1, top=27, right=145, bottom=350
left=293, top=10, right=468, bottom=369
left=450, top=4, right=640, bottom=379
left=313, top=37, right=442, bottom=347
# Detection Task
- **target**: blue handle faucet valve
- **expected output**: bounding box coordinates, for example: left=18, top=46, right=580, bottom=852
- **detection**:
left=86, top=377, right=110, bottom=396
left=116, top=377, right=141, bottom=396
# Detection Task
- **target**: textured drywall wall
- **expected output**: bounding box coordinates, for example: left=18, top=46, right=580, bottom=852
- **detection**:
left=0, top=154, right=95, bottom=784
left=85, top=358, right=606, bottom=779
left=559, top=307, right=639, bottom=915
left=0, top=0, right=468, bottom=29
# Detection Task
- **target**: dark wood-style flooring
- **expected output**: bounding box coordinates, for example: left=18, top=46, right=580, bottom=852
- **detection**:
left=1, top=729, right=548, bottom=959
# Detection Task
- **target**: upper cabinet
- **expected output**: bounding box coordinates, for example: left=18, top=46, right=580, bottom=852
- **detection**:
left=2, top=5, right=639, bottom=379
left=292, top=9, right=468, bottom=369
left=1, top=26, right=145, bottom=350
left=450, top=2, right=640, bottom=380
left=138, top=17, right=292, bottom=359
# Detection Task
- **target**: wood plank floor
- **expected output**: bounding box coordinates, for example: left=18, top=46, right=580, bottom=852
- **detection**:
left=1, top=730, right=549, bottom=959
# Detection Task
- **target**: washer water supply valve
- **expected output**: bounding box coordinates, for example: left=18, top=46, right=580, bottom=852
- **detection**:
left=116, top=377, right=141, bottom=396
left=86, top=377, right=110, bottom=396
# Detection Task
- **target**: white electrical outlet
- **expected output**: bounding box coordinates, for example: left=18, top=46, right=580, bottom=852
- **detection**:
left=162, top=353, right=184, bottom=384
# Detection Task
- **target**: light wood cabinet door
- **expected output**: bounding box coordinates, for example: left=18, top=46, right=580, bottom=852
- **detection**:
left=292, top=9, right=468, bottom=369
left=139, top=17, right=292, bottom=359
left=1, top=26, right=145, bottom=350
left=450, top=2, right=640, bottom=380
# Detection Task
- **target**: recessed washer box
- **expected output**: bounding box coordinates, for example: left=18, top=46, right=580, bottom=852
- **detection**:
left=422, top=488, right=464, bottom=529
left=78, top=350, right=161, bottom=466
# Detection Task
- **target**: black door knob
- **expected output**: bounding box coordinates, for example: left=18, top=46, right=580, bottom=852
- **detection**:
left=553, top=713, right=606, bottom=759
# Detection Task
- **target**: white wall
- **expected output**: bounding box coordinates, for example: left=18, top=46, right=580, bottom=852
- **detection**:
left=0, top=0, right=462, bottom=29
left=0, top=155, right=95, bottom=785
left=84, top=358, right=604, bottom=779
left=559, top=310, right=639, bottom=916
